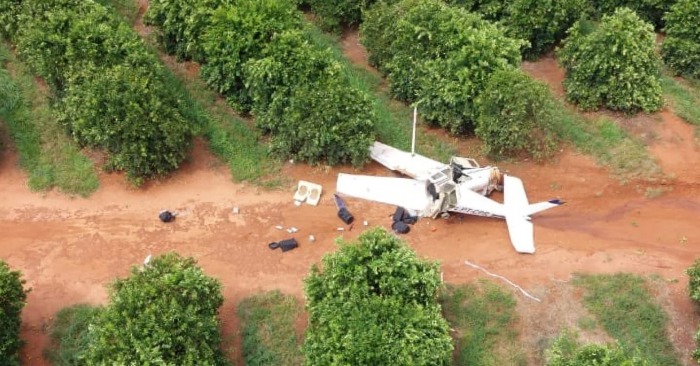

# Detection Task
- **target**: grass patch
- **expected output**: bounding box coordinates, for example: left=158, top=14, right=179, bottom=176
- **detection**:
left=306, top=26, right=458, bottom=162
left=44, top=304, right=101, bottom=365
left=662, top=74, right=700, bottom=126
left=97, top=0, right=139, bottom=25
left=0, top=43, right=99, bottom=196
left=440, top=280, right=527, bottom=366
left=574, top=273, right=681, bottom=365
left=551, top=103, right=660, bottom=180
left=237, top=290, right=303, bottom=366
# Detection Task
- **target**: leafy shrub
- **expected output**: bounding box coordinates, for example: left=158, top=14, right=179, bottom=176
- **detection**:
left=0, top=0, right=23, bottom=39
left=503, top=0, right=592, bottom=59
left=589, top=0, right=673, bottom=29
left=0, top=261, right=28, bottom=366
left=14, top=0, right=195, bottom=183
left=546, top=331, right=649, bottom=365
left=200, top=0, right=302, bottom=111
left=304, top=0, right=378, bottom=31
left=476, top=69, right=559, bottom=160
left=558, top=8, right=663, bottom=113
left=247, top=30, right=374, bottom=166
left=662, top=0, right=700, bottom=79
left=687, top=259, right=700, bottom=303
left=445, top=0, right=509, bottom=21
left=85, top=253, right=227, bottom=365
left=361, top=0, right=523, bottom=134
left=58, top=65, right=192, bottom=184
left=303, top=227, right=453, bottom=366
left=0, top=68, right=20, bottom=113
left=45, top=304, right=102, bottom=366
left=144, top=0, right=228, bottom=61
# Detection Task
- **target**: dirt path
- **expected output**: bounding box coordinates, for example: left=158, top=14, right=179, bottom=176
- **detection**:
left=3, top=9, right=700, bottom=366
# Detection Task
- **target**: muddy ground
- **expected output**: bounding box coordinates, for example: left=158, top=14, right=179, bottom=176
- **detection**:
left=2, top=5, right=700, bottom=365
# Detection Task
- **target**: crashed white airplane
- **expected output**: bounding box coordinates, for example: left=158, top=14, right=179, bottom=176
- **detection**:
left=336, top=141, right=563, bottom=254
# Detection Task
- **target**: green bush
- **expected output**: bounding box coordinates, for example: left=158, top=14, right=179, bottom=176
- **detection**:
left=445, top=0, right=509, bottom=21
left=662, top=0, right=700, bottom=79
left=303, top=227, right=453, bottom=366
left=0, top=0, right=23, bottom=39
left=247, top=30, right=374, bottom=166
left=687, top=259, right=700, bottom=303
left=558, top=8, right=663, bottom=113
left=503, top=0, right=592, bottom=59
left=57, top=65, right=192, bottom=184
left=45, top=304, right=101, bottom=366
left=200, top=0, right=302, bottom=111
left=144, top=0, right=227, bottom=61
left=589, top=0, right=674, bottom=29
left=85, top=253, right=227, bottom=365
left=0, top=261, right=28, bottom=366
left=546, top=331, right=649, bottom=366
left=476, top=69, right=559, bottom=160
left=361, top=0, right=523, bottom=134
left=304, top=0, right=378, bottom=31
left=14, top=0, right=195, bottom=183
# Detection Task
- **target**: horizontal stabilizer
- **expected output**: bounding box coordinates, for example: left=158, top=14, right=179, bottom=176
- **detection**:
left=527, top=199, right=564, bottom=216
left=336, top=173, right=430, bottom=213
left=505, top=216, right=535, bottom=254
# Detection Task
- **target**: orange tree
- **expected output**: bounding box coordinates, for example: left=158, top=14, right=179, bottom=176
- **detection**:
left=0, top=261, right=28, bottom=366
left=303, top=228, right=453, bottom=365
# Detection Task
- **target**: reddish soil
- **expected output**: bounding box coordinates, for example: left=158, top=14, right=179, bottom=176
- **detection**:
left=2, top=10, right=700, bottom=365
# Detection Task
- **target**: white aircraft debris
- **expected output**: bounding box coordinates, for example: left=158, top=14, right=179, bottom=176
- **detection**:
left=336, top=141, right=563, bottom=254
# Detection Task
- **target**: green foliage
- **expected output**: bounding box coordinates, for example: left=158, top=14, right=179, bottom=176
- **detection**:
left=14, top=0, right=195, bottom=184
left=361, top=0, right=524, bottom=134
left=247, top=30, right=374, bottom=166
left=85, top=253, right=228, bottom=365
left=574, top=273, right=680, bottom=365
left=445, top=0, right=509, bottom=21
left=303, top=227, right=453, bottom=366
left=238, top=291, right=303, bottom=366
left=503, top=0, right=592, bottom=59
left=144, top=0, right=228, bottom=61
left=0, top=261, right=28, bottom=366
left=304, top=0, right=377, bottom=31
left=200, top=0, right=303, bottom=111
left=589, top=0, right=673, bottom=29
left=546, top=331, right=649, bottom=366
left=558, top=8, right=663, bottom=113
left=687, top=259, right=700, bottom=303
left=0, top=69, right=20, bottom=113
left=440, top=281, right=525, bottom=365
left=0, top=0, right=23, bottom=39
left=662, top=0, right=700, bottom=79
left=476, top=68, right=559, bottom=160
left=45, top=304, right=101, bottom=366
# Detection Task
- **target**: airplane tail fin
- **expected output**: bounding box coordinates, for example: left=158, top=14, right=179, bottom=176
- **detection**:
left=503, top=175, right=563, bottom=254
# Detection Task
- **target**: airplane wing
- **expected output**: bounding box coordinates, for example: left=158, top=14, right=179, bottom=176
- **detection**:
left=336, top=173, right=430, bottom=213
left=370, top=141, right=446, bottom=180
left=505, top=215, right=535, bottom=254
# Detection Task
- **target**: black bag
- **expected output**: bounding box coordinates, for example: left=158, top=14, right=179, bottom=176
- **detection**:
left=278, top=238, right=299, bottom=252
left=392, top=221, right=410, bottom=234
left=392, top=206, right=418, bottom=225
left=159, top=211, right=174, bottom=223
left=337, top=207, right=354, bottom=225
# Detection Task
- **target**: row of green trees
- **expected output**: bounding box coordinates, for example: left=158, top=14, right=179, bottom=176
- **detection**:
left=145, top=0, right=376, bottom=166
left=1, top=0, right=196, bottom=185
left=36, top=228, right=451, bottom=365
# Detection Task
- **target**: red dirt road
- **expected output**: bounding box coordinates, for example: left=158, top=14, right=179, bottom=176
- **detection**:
left=2, top=132, right=700, bottom=364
